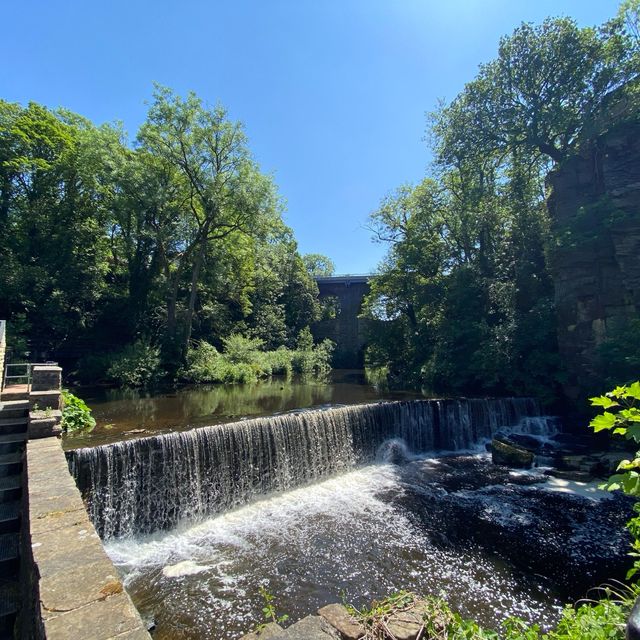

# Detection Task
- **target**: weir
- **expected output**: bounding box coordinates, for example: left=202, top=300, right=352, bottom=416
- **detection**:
left=68, top=398, right=557, bottom=539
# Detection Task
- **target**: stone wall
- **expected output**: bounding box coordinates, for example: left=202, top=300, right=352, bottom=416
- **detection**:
left=547, top=119, right=640, bottom=402
left=21, top=437, right=151, bottom=639
left=0, top=320, right=6, bottom=391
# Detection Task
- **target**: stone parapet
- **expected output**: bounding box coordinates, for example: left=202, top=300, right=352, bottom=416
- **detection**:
left=30, top=365, right=62, bottom=393
left=22, top=437, right=151, bottom=639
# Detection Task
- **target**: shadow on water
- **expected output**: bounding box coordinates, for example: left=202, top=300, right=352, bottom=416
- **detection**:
left=63, top=370, right=424, bottom=449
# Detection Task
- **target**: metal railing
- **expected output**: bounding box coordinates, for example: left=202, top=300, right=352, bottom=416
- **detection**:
left=2, top=362, right=58, bottom=392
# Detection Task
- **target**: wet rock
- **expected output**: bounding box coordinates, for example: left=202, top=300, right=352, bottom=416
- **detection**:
left=500, top=433, right=544, bottom=453
left=240, top=622, right=284, bottom=639
left=544, top=468, right=594, bottom=482
left=491, top=439, right=534, bottom=468
left=317, top=604, right=363, bottom=639
left=272, top=615, right=340, bottom=639
left=549, top=433, right=594, bottom=454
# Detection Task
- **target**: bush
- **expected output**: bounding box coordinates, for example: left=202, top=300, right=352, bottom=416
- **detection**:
left=106, top=340, right=163, bottom=387
left=291, top=337, right=334, bottom=377
left=61, top=390, right=96, bottom=433
left=181, top=332, right=333, bottom=385
left=181, top=341, right=226, bottom=383
left=222, top=334, right=264, bottom=365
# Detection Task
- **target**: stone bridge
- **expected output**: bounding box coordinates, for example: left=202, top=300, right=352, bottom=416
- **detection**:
left=312, top=275, right=371, bottom=368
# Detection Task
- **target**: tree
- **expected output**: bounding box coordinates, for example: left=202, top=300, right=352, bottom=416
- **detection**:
left=302, top=253, right=335, bottom=277
left=432, top=15, right=638, bottom=167
left=137, top=86, right=279, bottom=361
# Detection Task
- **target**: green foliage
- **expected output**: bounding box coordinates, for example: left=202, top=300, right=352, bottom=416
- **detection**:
left=60, top=390, right=96, bottom=434
left=341, top=591, right=632, bottom=640
left=222, top=334, right=265, bottom=365
left=257, top=586, right=288, bottom=630
left=302, top=253, right=335, bottom=277
left=589, top=381, right=640, bottom=578
left=181, top=332, right=333, bottom=385
left=106, top=340, right=163, bottom=387
left=0, top=89, right=322, bottom=381
left=364, top=162, right=559, bottom=399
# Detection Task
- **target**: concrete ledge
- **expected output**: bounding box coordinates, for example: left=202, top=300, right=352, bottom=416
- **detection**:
left=25, top=438, right=151, bottom=639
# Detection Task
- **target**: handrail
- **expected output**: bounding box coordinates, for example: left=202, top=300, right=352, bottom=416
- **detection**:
left=2, top=361, right=58, bottom=392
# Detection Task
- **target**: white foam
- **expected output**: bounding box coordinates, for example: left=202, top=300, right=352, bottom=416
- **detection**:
left=163, top=560, right=212, bottom=578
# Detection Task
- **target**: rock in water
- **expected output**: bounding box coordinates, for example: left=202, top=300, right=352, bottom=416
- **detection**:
left=491, top=438, right=534, bottom=468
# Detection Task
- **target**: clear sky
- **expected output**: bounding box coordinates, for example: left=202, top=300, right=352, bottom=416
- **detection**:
left=1, top=0, right=620, bottom=274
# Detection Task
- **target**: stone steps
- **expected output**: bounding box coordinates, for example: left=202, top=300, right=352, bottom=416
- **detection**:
left=0, top=475, right=21, bottom=505
left=0, top=419, right=28, bottom=435
left=0, top=502, right=20, bottom=535
left=0, top=580, right=20, bottom=636
left=0, top=387, right=29, bottom=403
left=0, top=434, right=27, bottom=457
left=0, top=534, right=19, bottom=575
left=0, top=401, right=29, bottom=420
left=0, top=453, right=22, bottom=479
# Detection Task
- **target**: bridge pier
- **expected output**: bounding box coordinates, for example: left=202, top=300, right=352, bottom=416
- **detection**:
left=312, top=276, right=371, bottom=369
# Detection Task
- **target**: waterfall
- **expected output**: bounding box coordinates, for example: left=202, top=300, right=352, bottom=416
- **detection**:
left=67, top=398, right=553, bottom=539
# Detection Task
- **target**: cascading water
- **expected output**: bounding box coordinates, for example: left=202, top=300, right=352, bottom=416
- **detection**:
left=68, top=398, right=555, bottom=539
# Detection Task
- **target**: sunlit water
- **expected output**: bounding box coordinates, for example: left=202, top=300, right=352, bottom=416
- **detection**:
left=64, top=371, right=422, bottom=449
left=105, top=455, right=572, bottom=640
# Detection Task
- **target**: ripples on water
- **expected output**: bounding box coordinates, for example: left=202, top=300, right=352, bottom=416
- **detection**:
left=106, top=457, right=563, bottom=640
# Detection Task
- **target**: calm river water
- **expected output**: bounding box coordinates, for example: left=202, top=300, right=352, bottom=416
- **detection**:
left=63, top=370, right=423, bottom=449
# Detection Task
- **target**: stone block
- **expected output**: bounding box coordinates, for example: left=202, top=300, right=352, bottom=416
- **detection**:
left=24, top=437, right=151, bottom=638
left=42, top=592, right=148, bottom=639
left=318, top=604, right=364, bottom=639
left=271, top=615, right=340, bottom=639
left=29, top=414, right=62, bottom=439
left=240, top=622, right=284, bottom=639
left=29, top=390, right=61, bottom=411
left=31, top=365, right=62, bottom=392
left=386, top=601, right=430, bottom=640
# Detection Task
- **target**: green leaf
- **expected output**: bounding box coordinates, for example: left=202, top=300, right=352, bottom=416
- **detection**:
left=627, top=381, right=640, bottom=401
left=627, top=424, right=640, bottom=442
left=589, top=395, right=619, bottom=409
left=589, top=412, right=616, bottom=432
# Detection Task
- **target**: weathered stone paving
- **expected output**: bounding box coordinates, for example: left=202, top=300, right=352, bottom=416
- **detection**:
left=25, top=437, right=150, bottom=639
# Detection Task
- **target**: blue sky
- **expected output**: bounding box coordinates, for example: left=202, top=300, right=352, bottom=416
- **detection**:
left=1, top=0, right=620, bottom=274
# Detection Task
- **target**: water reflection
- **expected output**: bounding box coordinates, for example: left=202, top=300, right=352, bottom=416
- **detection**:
left=63, top=370, right=423, bottom=450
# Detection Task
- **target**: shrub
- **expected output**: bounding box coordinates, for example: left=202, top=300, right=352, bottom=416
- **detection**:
left=61, top=390, right=96, bottom=433
left=181, top=341, right=226, bottom=383
left=181, top=333, right=333, bottom=385
left=222, top=334, right=264, bottom=365
left=106, top=340, right=163, bottom=387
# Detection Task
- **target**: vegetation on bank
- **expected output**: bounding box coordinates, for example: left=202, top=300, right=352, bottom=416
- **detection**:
left=0, top=86, right=334, bottom=383
left=60, top=390, right=96, bottom=433
left=180, top=330, right=334, bottom=385
left=362, top=0, right=640, bottom=400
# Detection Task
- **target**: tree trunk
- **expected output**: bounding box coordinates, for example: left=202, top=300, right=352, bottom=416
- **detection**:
left=182, top=234, right=208, bottom=355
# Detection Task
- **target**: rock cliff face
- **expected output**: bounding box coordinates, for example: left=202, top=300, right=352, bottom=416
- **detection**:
left=547, top=120, right=640, bottom=401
